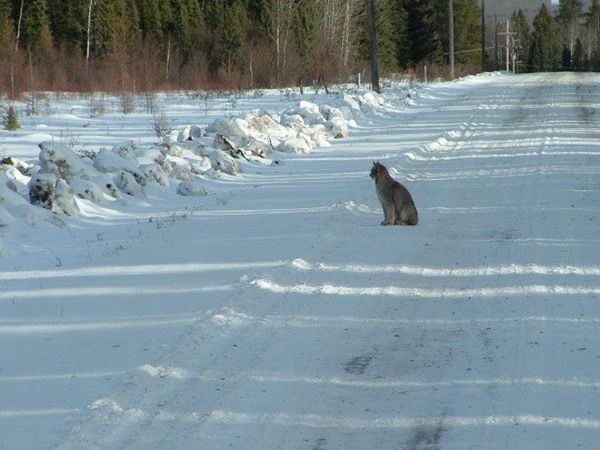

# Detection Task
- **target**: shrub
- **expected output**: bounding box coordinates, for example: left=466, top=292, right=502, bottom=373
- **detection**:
left=3, top=106, right=20, bottom=131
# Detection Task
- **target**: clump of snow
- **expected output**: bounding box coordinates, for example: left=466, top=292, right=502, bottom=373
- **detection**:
left=178, top=125, right=203, bottom=142
left=277, top=138, right=311, bottom=154
left=28, top=172, right=79, bottom=216
left=3, top=166, right=30, bottom=196
left=209, top=149, right=239, bottom=175
left=141, top=163, right=169, bottom=187
left=139, top=364, right=191, bottom=380
left=94, top=148, right=144, bottom=183
left=69, top=177, right=106, bottom=203
left=88, top=398, right=143, bottom=419
left=213, top=118, right=251, bottom=149
left=177, top=181, right=208, bottom=196
left=115, top=171, right=145, bottom=198
left=38, top=141, right=89, bottom=181
left=244, top=140, right=272, bottom=158
left=210, top=308, right=252, bottom=328
left=291, top=100, right=325, bottom=124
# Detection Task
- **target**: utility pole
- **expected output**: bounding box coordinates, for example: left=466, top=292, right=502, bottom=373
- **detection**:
left=481, top=0, right=486, bottom=72
left=367, top=0, right=380, bottom=93
left=498, top=19, right=515, bottom=72
left=505, top=19, right=510, bottom=71
left=449, top=0, right=455, bottom=79
left=494, top=14, right=498, bottom=70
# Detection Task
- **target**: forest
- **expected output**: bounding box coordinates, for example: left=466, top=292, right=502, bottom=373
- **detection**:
left=0, top=0, right=598, bottom=96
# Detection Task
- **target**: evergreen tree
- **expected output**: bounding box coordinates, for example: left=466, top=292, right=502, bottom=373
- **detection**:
left=355, top=0, right=400, bottom=71
left=586, top=0, right=600, bottom=70
left=3, top=105, right=19, bottom=130
left=393, top=1, right=409, bottom=68
left=92, top=0, right=140, bottom=59
left=20, top=0, right=53, bottom=54
left=403, top=0, right=441, bottom=65
left=528, top=4, right=558, bottom=72
left=440, top=0, right=481, bottom=66
left=294, top=0, right=319, bottom=66
left=138, top=0, right=165, bottom=41
left=46, top=0, right=84, bottom=51
left=203, top=0, right=247, bottom=76
left=562, top=45, right=572, bottom=69
left=0, top=0, right=12, bottom=49
left=375, top=0, right=400, bottom=70
left=170, top=0, right=204, bottom=65
left=558, top=0, right=583, bottom=65
left=221, top=0, right=247, bottom=74
left=573, top=37, right=585, bottom=69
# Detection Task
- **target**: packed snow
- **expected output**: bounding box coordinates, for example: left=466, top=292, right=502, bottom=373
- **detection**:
left=2, top=72, right=600, bottom=449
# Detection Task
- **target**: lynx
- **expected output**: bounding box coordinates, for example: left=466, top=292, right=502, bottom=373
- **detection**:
left=370, top=161, right=418, bottom=226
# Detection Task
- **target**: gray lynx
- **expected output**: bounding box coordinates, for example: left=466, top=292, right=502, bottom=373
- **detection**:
left=370, top=161, right=418, bottom=226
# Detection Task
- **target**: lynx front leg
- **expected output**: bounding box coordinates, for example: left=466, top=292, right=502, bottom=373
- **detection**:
left=381, top=203, right=396, bottom=225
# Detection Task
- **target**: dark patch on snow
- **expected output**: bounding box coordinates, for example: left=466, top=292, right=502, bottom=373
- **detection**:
left=344, top=353, right=375, bottom=375
left=312, top=437, right=328, bottom=450
left=405, top=421, right=445, bottom=450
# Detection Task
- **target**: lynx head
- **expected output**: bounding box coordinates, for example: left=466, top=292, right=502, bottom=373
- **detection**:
left=370, top=161, right=389, bottom=181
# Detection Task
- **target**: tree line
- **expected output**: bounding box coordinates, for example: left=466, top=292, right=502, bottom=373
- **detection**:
left=0, top=0, right=483, bottom=95
left=510, top=0, right=600, bottom=72
left=0, top=0, right=598, bottom=96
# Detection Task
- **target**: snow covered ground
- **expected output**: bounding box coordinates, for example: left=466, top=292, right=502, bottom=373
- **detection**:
left=2, top=72, right=600, bottom=449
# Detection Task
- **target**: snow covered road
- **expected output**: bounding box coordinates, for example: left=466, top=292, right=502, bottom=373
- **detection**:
left=2, top=72, right=600, bottom=449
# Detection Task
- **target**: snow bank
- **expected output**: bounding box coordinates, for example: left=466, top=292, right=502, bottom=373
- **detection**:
left=0, top=86, right=397, bottom=255
left=202, top=91, right=384, bottom=159
left=0, top=140, right=218, bottom=240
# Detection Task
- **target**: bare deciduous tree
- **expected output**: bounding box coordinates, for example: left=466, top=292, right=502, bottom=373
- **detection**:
left=86, top=0, right=94, bottom=65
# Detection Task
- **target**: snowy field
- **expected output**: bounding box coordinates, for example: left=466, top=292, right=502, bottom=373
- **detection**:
left=1, top=72, right=600, bottom=449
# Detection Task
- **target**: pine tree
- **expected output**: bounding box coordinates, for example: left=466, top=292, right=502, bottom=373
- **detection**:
left=573, top=37, right=585, bottom=69
left=586, top=0, right=600, bottom=70
left=393, top=1, right=409, bottom=69
left=294, top=0, right=319, bottom=66
left=375, top=0, right=399, bottom=70
left=440, top=0, right=481, bottom=66
left=403, top=0, right=441, bottom=65
left=138, top=0, right=164, bottom=41
left=202, top=0, right=247, bottom=77
left=562, top=45, right=572, bottom=69
left=20, top=0, right=53, bottom=55
left=170, top=0, right=204, bottom=65
left=0, top=0, right=12, bottom=50
left=356, top=0, right=399, bottom=71
left=93, top=0, right=140, bottom=59
left=528, top=4, right=558, bottom=72
left=558, top=0, right=583, bottom=65
left=46, top=0, right=84, bottom=51
left=3, top=105, right=19, bottom=130
left=221, top=0, right=247, bottom=74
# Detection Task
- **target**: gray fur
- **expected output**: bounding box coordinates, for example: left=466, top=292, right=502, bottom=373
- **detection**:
left=370, top=161, right=418, bottom=226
